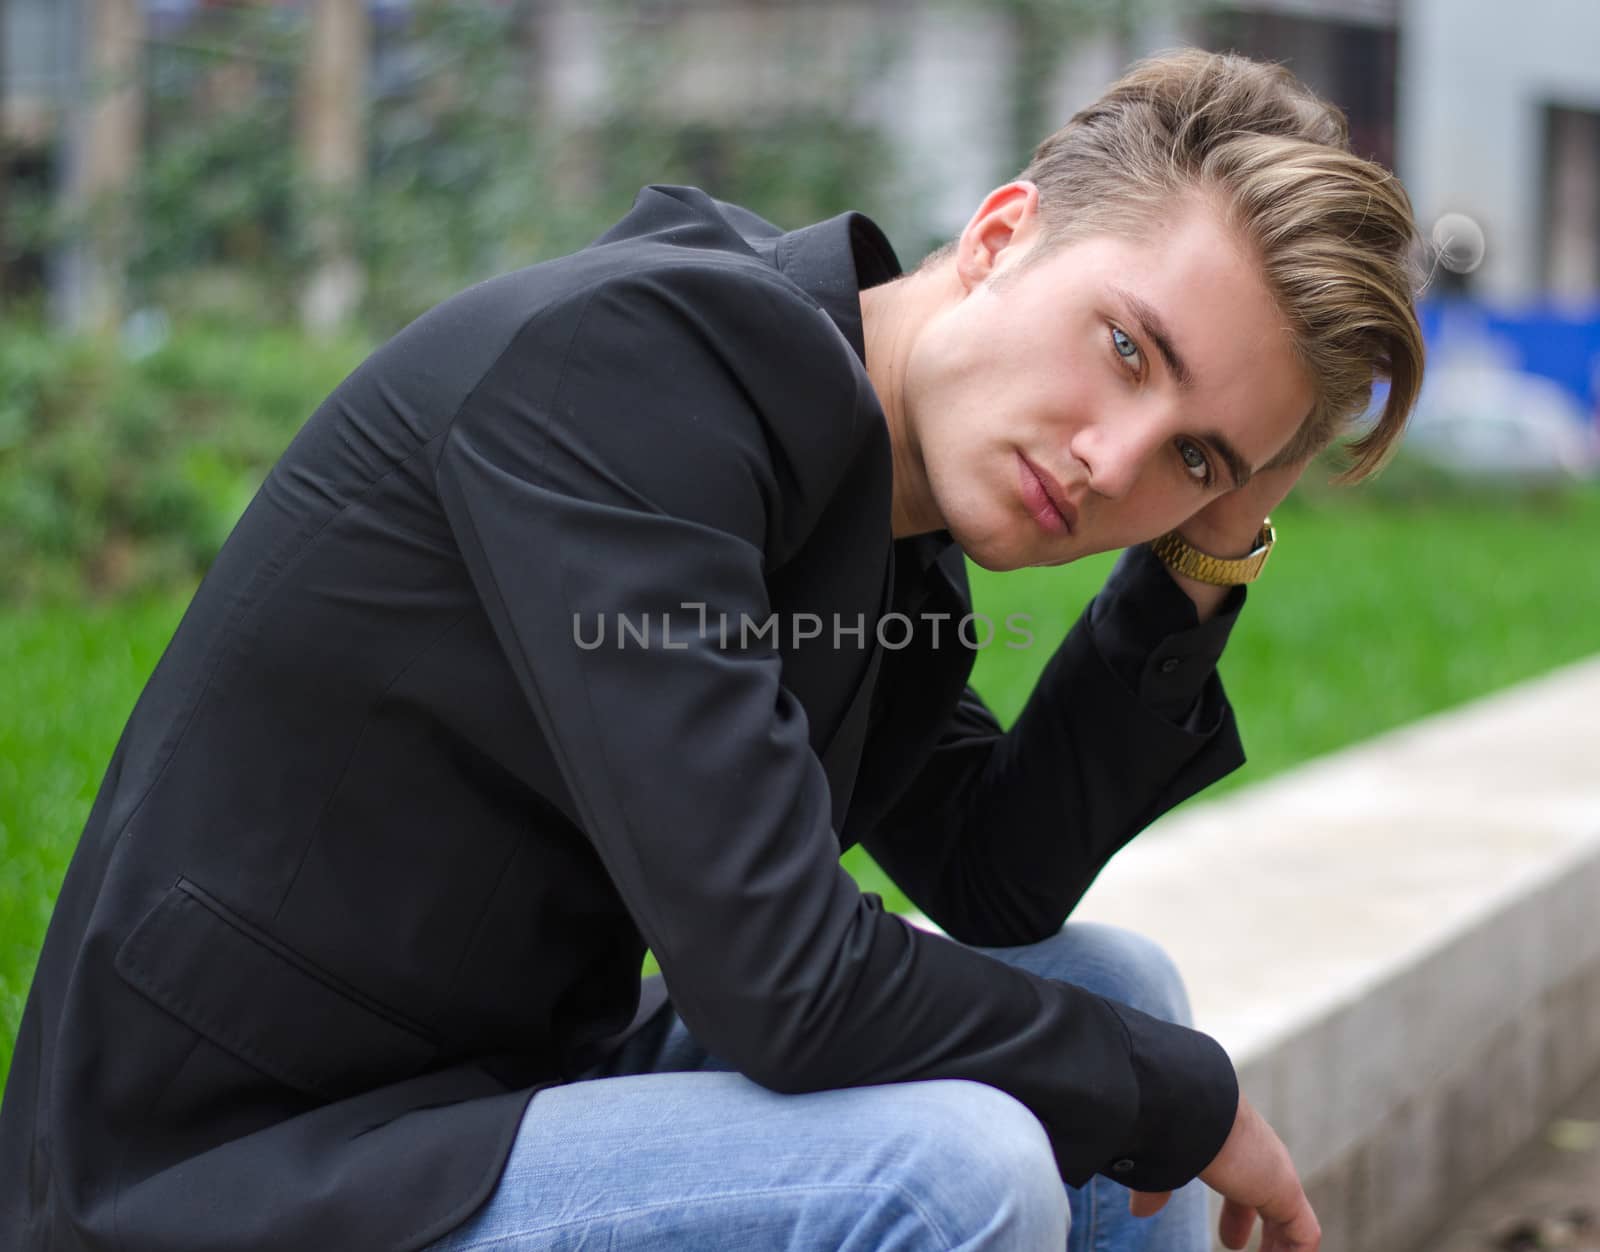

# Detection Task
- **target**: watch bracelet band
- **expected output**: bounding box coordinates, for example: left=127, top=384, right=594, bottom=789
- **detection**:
left=1147, top=518, right=1276, bottom=586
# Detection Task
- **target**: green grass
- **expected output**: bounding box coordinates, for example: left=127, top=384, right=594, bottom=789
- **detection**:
left=971, top=485, right=1600, bottom=785
left=1, top=594, right=194, bottom=1099
left=5, top=486, right=1600, bottom=1094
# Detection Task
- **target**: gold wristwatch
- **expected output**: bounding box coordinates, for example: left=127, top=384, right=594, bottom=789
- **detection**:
left=1148, top=518, right=1276, bottom=586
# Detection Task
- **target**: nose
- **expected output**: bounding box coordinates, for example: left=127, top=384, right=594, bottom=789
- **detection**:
left=1069, top=417, right=1162, bottom=501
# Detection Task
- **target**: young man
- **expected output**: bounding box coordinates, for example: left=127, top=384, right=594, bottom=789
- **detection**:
left=1, top=49, right=1423, bottom=1252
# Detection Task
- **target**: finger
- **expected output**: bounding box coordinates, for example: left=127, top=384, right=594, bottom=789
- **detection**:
left=1218, top=1197, right=1258, bottom=1250
left=1262, top=1230, right=1319, bottom=1252
left=1260, top=1211, right=1322, bottom=1252
left=1127, top=1190, right=1171, bottom=1218
left=1258, top=1191, right=1321, bottom=1246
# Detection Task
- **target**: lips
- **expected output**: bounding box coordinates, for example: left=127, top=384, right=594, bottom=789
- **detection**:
left=1017, top=453, right=1078, bottom=536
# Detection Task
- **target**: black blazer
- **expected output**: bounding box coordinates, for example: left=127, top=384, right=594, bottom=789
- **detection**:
left=2, top=186, right=1244, bottom=1252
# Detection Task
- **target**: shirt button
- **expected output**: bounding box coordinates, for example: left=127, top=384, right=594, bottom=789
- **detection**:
left=1159, top=657, right=1182, bottom=674
left=1112, top=1158, right=1136, bottom=1174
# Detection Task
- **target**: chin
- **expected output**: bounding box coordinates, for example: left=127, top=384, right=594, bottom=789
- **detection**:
left=943, top=516, right=1032, bottom=573
left=927, top=464, right=1037, bottom=572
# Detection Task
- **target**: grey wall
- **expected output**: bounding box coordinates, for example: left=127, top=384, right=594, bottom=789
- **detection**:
left=1399, top=0, right=1600, bottom=302
left=4, top=0, right=80, bottom=141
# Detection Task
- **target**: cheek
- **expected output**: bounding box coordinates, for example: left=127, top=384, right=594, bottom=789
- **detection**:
left=903, top=331, right=994, bottom=445
left=1103, top=474, right=1209, bottom=546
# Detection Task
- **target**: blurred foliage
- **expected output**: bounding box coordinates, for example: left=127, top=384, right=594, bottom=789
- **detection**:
left=358, top=0, right=589, bottom=330
left=360, top=2, right=897, bottom=330
left=132, top=4, right=306, bottom=320
left=971, top=0, right=1195, bottom=170
left=0, top=316, right=367, bottom=602
left=3, top=1, right=912, bottom=601
left=7, top=0, right=1208, bottom=329
left=23, top=0, right=906, bottom=335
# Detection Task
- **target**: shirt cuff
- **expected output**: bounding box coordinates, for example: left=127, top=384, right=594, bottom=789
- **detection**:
left=1088, top=545, right=1247, bottom=727
left=1099, top=1001, right=1240, bottom=1192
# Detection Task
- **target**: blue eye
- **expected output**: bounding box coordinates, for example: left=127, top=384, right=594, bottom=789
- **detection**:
left=1110, top=326, right=1142, bottom=372
left=1177, top=439, right=1213, bottom=486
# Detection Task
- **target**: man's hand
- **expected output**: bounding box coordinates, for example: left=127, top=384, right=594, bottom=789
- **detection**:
left=1164, top=459, right=1309, bottom=622
left=1129, top=1093, right=1321, bottom=1250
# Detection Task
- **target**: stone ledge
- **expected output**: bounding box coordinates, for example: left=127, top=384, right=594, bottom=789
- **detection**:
left=1078, top=655, right=1600, bottom=1251
left=935, top=654, right=1600, bottom=1252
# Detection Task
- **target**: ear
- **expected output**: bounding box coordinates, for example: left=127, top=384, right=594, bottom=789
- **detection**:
left=953, top=181, right=1042, bottom=293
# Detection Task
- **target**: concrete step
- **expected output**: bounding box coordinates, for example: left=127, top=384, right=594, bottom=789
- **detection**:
left=1079, top=654, right=1600, bottom=1251
left=932, top=653, right=1600, bottom=1252
left=1412, top=1062, right=1600, bottom=1252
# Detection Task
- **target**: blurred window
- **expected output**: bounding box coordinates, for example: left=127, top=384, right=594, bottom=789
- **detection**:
left=1541, top=105, right=1600, bottom=304
left=1198, top=6, right=1397, bottom=171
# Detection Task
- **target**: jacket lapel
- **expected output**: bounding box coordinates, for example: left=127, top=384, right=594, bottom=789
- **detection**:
left=815, top=540, right=895, bottom=832
left=838, top=532, right=976, bottom=844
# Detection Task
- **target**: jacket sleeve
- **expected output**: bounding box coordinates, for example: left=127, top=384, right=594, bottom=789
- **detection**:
left=431, top=262, right=1235, bottom=1192
left=861, top=546, right=1247, bottom=948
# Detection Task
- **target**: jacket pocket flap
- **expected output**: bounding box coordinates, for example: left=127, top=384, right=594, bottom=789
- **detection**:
left=115, top=878, right=436, bottom=1100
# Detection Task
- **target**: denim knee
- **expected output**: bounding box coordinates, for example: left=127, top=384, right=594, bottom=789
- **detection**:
left=1035, top=922, right=1195, bottom=1028
left=885, top=1079, right=1069, bottom=1249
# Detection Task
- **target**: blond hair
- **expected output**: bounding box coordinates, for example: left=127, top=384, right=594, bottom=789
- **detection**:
left=1020, top=48, right=1424, bottom=481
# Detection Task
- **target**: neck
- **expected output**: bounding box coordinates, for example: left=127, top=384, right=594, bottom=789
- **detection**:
left=860, top=265, right=953, bottom=540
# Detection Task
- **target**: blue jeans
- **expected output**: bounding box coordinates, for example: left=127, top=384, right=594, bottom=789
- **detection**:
left=425, top=922, right=1209, bottom=1251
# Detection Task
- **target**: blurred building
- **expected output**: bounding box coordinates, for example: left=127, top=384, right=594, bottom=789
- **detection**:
left=1400, top=0, right=1600, bottom=306
left=6, top=0, right=1600, bottom=309
left=1052, top=1, right=1399, bottom=179
left=519, top=0, right=1600, bottom=308
left=3, top=0, right=78, bottom=144
left=523, top=0, right=1401, bottom=251
left=2, top=0, right=80, bottom=293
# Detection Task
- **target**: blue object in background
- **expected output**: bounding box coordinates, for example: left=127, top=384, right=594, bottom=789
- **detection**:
left=1420, top=300, right=1600, bottom=420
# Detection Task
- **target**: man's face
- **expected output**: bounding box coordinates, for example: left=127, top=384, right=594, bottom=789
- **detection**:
left=901, top=190, right=1313, bottom=570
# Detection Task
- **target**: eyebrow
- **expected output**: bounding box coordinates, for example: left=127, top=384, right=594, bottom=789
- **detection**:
left=1110, top=285, right=1253, bottom=489
left=1111, top=286, right=1194, bottom=389
left=1201, top=430, right=1253, bottom=490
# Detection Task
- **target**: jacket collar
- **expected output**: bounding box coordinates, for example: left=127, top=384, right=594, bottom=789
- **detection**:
left=620, top=189, right=966, bottom=601
left=770, top=211, right=901, bottom=367
left=766, top=212, right=966, bottom=595
left=604, top=187, right=902, bottom=369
